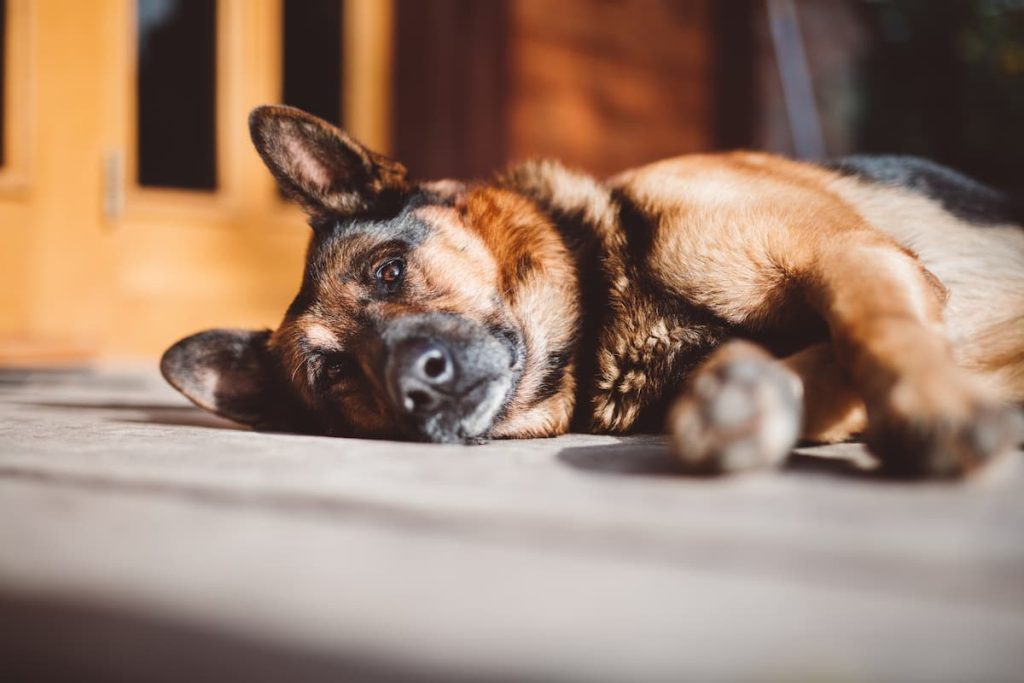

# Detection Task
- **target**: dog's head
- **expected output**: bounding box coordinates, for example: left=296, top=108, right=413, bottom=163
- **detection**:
left=161, top=106, right=579, bottom=442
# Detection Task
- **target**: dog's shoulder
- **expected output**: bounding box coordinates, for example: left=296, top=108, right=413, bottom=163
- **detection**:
left=498, top=159, right=626, bottom=261
left=821, top=155, right=1022, bottom=226
left=500, top=160, right=614, bottom=224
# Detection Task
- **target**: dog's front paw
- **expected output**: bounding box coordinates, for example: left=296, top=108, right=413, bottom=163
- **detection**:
left=669, top=355, right=803, bottom=474
left=867, top=391, right=1023, bottom=479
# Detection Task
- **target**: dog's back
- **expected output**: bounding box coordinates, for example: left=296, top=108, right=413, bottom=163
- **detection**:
left=823, top=156, right=1024, bottom=400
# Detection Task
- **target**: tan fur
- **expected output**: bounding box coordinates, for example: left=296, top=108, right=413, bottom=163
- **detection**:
left=497, top=151, right=1022, bottom=474
left=780, top=343, right=866, bottom=442
left=460, top=187, right=580, bottom=437
left=826, top=176, right=1024, bottom=400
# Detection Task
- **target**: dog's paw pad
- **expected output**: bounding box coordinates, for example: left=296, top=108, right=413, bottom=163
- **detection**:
left=670, top=358, right=803, bottom=474
left=870, top=401, right=1023, bottom=479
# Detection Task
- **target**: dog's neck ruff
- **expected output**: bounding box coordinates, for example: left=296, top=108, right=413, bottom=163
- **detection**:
left=500, top=160, right=730, bottom=433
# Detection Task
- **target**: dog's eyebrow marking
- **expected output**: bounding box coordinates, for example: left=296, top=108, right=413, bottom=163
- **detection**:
left=325, top=210, right=431, bottom=245
left=304, top=323, right=340, bottom=349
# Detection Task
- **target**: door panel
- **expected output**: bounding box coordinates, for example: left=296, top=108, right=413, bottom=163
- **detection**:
left=0, top=0, right=330, bottom=360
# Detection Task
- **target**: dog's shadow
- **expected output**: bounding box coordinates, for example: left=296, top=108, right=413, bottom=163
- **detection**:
left=22, top=401, right=245, bottom=431
left=25, top=398, right=877, bottom=478
left=556, top=438, right=878, bottom=479
left=556, top=439, right=689, bottom=477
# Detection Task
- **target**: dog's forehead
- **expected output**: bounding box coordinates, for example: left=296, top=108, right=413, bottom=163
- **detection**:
left=308, top=189, right=468, bottom=263
left=315, top=212, right=426, bottom=260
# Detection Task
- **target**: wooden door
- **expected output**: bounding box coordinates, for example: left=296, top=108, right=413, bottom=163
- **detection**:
left=0, top=0, right=391, bottom=361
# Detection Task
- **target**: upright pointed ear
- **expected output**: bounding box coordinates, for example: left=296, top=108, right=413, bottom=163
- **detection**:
left=249, top=104, right=408, bottom=218
left=160, top=329, right=306, bottom=431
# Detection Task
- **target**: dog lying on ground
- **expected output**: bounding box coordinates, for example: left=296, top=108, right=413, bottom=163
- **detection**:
left=161, top=105, right=1024, bottom=478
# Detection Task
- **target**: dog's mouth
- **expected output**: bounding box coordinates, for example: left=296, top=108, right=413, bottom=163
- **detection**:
left=379, top=313, right=522, bottom=444
left=398, top=372, right=515, bottom=444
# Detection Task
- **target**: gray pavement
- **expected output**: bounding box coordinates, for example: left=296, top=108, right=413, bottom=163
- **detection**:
left=1, top=367, right=1023, bottom=682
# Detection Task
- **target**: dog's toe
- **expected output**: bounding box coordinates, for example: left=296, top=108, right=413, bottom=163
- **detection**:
left=669, top=357, right=803, bottom=474
left=869, top=401, right=1023, bottom=479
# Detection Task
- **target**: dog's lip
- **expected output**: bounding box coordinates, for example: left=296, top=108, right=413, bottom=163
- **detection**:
left=502, top=330, right=526, bottom=370
left=400, top=373, right=512, bottom=443
left=384, top=371, right=491, bottom=411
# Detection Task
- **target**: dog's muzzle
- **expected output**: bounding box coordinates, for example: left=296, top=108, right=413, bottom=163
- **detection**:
left=381, top=313, right=518, bottom=442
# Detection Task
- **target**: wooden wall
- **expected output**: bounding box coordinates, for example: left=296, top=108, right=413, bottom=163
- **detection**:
left=508, top=0, right=714, bottom=177
left=393, top=0, right=716, bottom=181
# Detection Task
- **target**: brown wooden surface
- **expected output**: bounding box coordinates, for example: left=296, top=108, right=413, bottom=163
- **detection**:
left=0, top=0, right=393, bottom=361
left=508, top=0, right=714, bottom=177
left=392, top=0, right=717, bottom=180
left=392, top=0, right=509, bottom=181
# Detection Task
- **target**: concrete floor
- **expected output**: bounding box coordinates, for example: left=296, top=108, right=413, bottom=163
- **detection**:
left=1, top=366, right=1023, bottom=682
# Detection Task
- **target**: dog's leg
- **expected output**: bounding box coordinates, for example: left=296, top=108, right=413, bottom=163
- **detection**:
left=668, top=244, right=1022, bottom=477
left=668, top=339, right=876, bottom=473
left=802, top=235, right=1022, bottom=477
left=669, top=340, right=803, bottom=473
left=780, top=342, right=866, bottom=443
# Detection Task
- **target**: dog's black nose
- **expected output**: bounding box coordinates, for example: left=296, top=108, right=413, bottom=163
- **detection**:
left=387, top=339, right=455, bottom=414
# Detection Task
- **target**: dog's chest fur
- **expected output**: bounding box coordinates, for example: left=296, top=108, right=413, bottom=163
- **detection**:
left=504, top=153, right=1024, bottom=438
left=502, top=161, right=737, bottom=434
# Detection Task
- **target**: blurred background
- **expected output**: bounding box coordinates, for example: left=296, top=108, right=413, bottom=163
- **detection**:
left=0, top=0, right=1021, bottom=362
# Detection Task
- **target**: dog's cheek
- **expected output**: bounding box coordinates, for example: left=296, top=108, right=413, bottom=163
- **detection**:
left=328, top=392, right=395, bottom=438
left=414, top=210, right=503, bottom=319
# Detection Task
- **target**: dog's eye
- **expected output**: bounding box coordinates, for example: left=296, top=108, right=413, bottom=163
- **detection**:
left=322, top=353, right=355, bottom=382
left=375, top=258, right=404, bottom=293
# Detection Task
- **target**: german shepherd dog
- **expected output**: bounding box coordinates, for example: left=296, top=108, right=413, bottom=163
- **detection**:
left=161, top=105, right=1024, bottom=478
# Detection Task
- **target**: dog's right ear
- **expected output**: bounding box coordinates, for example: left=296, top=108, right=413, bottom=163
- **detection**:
left=160, top=328, right=305, bottom=431
left=248, top=104, right=408, bottom=219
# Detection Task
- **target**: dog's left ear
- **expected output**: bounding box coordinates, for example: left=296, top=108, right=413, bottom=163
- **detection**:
left=249, top=104, right=408, bottom=218
left=160, top=328, right=304, bottom=431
